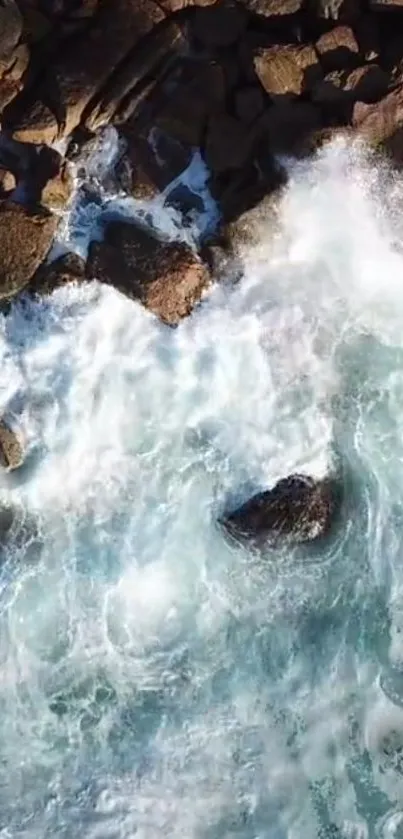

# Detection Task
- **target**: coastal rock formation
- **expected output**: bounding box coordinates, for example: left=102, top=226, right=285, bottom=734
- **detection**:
left=221, top=474, right=339, bottom=546
left=86, top=221, right=211, bottom=324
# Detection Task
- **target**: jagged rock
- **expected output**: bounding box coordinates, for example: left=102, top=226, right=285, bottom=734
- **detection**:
left=119, top=126, right=192, bottom=196
left=0, top=44, right=30, bottom=113
left=30, top=252, right=86, bottom=295
left=253, top=45, right=322, bottom=99
left=156, top=60, right=227, bottom=147
left=85, top=19, right=187, bottom=130
left=0, top=201, right=57, bottom=297
left=352, top=83, right=403, bottom=145
left=7, top=0, right=167, bottom=142
left=0, top=419, right=24, bottom=471
left=189, top=1, right=247, bottom=47
left=220, top=474, right=339, bottom=547
left=234, top=85, right=266, bottom=124
left=316, top=25, right=360, bottom=72
left=86, top=221, right=211, bottom=325
left=9, top=100, right=59, bottom=145
left=205, top=113, right=255, bottom=173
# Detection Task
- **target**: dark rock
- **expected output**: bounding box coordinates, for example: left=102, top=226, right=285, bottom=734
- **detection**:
left=7, top=0, right=168, bottom=142
left=156, top=60, right=227, bottom=147
left=190, top=1, right=247, bottom=48
left=253, top=44, right=322, bottom=99
left=343, top=64, right=389, bottom=102
left=260, top=102, right=322, bottom=155
left=370, top=0, right=403, bottom=9
left=119, top=127, right=192, bottom=196
left=316, top=25, right=360, bottom=72
left=204, top=113, right=255, bottom=173
left=30, top=252, right=86, bottom=295
left=220, top=474, right=339, bottom=547
left=0, top=419, right=24, bottom=471
left=0, top=201, right=57, bottom=297
left=312, top=64, right=389, bottom=121
left=234, top=85, right=266, bottom=124
left=86, top=221, right=211, bottom=325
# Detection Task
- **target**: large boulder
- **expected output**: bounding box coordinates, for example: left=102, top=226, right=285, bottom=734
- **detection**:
left=86, top=221, right=211, bottom=325
left=352, top=83, right=403, bottom=146
left=0, top=201, right=57, bottom=298
left=221, top=474, right=340, bottom=547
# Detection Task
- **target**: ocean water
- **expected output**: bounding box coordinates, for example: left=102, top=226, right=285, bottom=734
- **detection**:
left=1, top=138, right=403, bottom=838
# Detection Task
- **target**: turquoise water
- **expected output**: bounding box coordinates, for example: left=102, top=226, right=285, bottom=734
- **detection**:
left=1, top=140, right=403, bottom=837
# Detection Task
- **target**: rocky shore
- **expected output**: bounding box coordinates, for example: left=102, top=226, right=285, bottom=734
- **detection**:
left=0, top=0, right=402, bottom=539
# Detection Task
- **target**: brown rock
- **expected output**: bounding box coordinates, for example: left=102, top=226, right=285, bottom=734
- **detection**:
left=86, top=20, right=186, bottom=130
left=316, top=25, right=360, bottom=71
left=370, top=0, right=403, bottom=8
left=352, top=83, right=403, bottom=145
left=236, top=0, right=303, bottom=15
left=41, top=159, right=73, bottom=211
left=0, top=419, right=24, bottom=471
left=157, top=0, right=217, bottom=11
left=254, top=45, right=322, bottom=99
left=0, top=201, right=57, bottom=297
left=156, top=60, right=227, bottom=147
left=0, top=44, right=30, bottom=113
left=234, top=85, right=266, bottom=123
left=86, top=221, right=211, bottom=325
left=8, top=0, right=167, bottom=142
left=220, top=474, right=340, bottom=547
left=0, top=1, right=23, bottom=61
left=0, top=167, right=16, bottom=194
left=205, top=114, right=255, bottom=173
left=190, top=1, right=247, bottom=48
left=312, top=65, right=389, bottom=120
left=119, top=126, right=192, bottom=196
left=10, top=100, right=59, bottom=145
left=30, top=252, right=86, bottom=295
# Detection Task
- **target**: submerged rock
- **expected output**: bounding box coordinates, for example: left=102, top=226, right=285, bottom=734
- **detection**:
left=0, top=419, right=24, bottom=471
left=221, top=474, right=339, bottom=547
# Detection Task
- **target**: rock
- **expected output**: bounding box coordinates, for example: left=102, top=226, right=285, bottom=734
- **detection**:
left=220, top=474, right=339, bottom=547
left=236, top=0, right=303, bottom=16
left=0, top=0, right=23, bottom=60
left=9, top=100, right=59, bottom=145
left=253, top=44, right=322, bottom=99
left=0, top=201, right=57, bottom=297
left=0, top=167, right=16, bottom=194
left=316, top=25, right=360, bottom=72
left=234, top=85, right=266, bottom=124
left=189, top=1, right=247, bottom=48
left=85, top=19, right=186, bottom=130
left=343, top=64, right=389, bottom=102
left=41, top=158, right=73, bottom=210
left=352, top=83, right=403, bottom=145
left=260, top=102, right=322, bottom=155
left=312, top=65, right=389, bottom=121
left=0, top=44, right=30, bottom=113
left=86, top=221, right=211, bottom=325
left=0, top=419, right=24, bottom=471
left=370, top=0, right=403, bottom=8
left=30, top=252, right=86, bottom=295
left=205, top=114, right=255, bottom=173
left=119, top=126, right=192, bottom=196
left=156, top=60, right=227, bottom=147
left=7, top=0, right=168, bottom=142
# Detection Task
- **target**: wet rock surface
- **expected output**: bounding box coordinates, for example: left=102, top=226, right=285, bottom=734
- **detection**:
left=86, top=221, right=211, bottom=325
left=221, top=474, right=340, bottom=547
left=0, top=420, right=24, bottom=471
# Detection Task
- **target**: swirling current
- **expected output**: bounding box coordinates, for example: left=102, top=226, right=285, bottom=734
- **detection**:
left=1, top=139, right=403, bottom=838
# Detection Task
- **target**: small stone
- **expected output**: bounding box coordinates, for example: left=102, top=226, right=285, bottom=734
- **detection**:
left=0, top=420, right=24, bottom=471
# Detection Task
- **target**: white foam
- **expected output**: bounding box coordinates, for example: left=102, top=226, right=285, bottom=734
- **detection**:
left=1, top=138, right=403, bottom=837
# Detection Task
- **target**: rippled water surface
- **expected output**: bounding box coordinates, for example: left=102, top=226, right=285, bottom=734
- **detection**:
left=2, top=141, right=403, bottom=838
